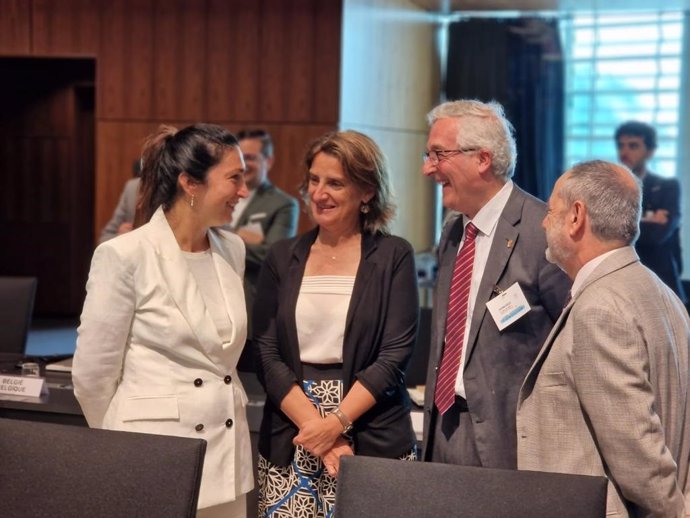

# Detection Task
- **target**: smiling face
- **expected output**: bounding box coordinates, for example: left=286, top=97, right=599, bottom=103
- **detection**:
left=239, top=137, right=272, bottom=190
left=422, top=117, right=485, bottom=217
left=193, top=146, right=248, bottom=227
left=307, top=152, right=371, bottom=234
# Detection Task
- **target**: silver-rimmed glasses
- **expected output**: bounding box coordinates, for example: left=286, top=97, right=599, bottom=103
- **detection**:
left=422, top=147, right=479, bottom=165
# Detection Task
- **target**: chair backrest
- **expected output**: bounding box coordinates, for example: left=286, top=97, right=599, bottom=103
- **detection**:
left=0, top=418, right=206, bottom=518
left=335, top=456, right=607, bottom=518
left=0, top=276, right=37, bottom=355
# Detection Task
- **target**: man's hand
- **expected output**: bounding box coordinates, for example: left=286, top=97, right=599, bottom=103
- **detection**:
left=641, top=209, right=668, bottom=224
left=117, top=222, right=133, bottom=235
left=236, top=227, right=263, bottom=245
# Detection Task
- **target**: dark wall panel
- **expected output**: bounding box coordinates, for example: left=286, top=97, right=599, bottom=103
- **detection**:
left=0, top=0, right=31, bottom=54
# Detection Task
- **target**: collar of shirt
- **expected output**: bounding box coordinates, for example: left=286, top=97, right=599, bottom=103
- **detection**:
left=571, top=247, right=625, bottom=297
left=462, top=180, right=514, bottom=238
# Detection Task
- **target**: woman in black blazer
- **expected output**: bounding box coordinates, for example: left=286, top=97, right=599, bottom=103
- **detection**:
left=253, top=130, right=419, bottom=518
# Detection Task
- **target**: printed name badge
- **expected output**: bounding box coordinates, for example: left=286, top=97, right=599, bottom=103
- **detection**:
left=0, top=374, right=45, bottom=398
left=486, top=282, right=531, bottom=331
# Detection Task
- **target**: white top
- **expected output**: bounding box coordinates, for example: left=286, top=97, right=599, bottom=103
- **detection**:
left=296, top=275, right=355, bottom=364
left=454, top=180, right=514, bottom=398
left=183, top=249, right=234, bottom=346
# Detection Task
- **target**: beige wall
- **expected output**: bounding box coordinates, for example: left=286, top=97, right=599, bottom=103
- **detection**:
left=341, top=0, right=440, bottom=251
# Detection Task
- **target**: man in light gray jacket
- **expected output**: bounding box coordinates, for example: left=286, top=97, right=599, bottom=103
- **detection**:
left=517, top=160, right=690, bottom=517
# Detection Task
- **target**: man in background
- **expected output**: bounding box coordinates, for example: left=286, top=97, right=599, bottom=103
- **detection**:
left=518, top=160, right=690, bottom=516
left=615, top=121, right=686, bottom=302
left=233, top=129, right=298, bottom=368
left=421, top=99, right=570, bottom=468
left=99, top=160, right=141, bottom=243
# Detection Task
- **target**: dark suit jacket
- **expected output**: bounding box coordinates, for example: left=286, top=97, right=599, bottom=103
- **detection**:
left=253, top=228, right=419, bottom=466
left=234, top=181, right=298, bottom=334
left=423, top=185, right=571, bottom=469
left=636, top=172, right=686, bottom=303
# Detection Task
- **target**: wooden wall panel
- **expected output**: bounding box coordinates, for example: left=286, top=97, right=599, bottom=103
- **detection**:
left=314, top=0, right=342, bottom=123
left=152, top=0, right=206, bottom=120
left=3, top=0, right=345, bottom=251
left=0, top=137, right=70, bottom=225
left=98, top=0, right=155, bottom=120
left=285, top=0, right=316, bottom=122
left=32, top=0, right=100, bottom=55
left=259, top=0, right=289, bottom=122
left=206, top=0, right=261, bottom=120
left=0, top=0, right=31, bottom=54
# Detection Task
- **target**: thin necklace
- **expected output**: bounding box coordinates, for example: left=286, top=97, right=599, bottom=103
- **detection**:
left=314, top=233, right=360, bottom=261
left=314, top=243, right=337, bottom=260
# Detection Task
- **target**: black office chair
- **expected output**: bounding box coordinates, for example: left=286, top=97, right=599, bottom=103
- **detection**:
left=0, top=276, right=37, bottom=357
left=0, top=418, right=206, bottom=518
left=334, top=456, right=607, bottom=518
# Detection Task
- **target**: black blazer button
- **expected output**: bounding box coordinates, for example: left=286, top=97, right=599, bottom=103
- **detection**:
left=225, top=418, right=233, bottom=428
left=194, top=378, right=203, bottom=387
left=224, top=375, right=232, bottom=384
left=195, top=423, right=204, bottom=432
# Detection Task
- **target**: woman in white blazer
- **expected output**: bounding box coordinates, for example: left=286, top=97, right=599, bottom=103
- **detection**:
left=73, top=124, right=254, bottom=518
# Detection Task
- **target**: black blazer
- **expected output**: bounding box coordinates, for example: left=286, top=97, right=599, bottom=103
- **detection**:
left=253, top=228, right=419, bottom=466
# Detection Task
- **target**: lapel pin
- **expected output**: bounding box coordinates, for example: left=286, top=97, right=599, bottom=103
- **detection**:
left=506, top=239, right=514, bottom=248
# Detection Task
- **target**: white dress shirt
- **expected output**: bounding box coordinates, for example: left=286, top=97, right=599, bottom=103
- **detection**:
left=454, top=180, right=514, bottom=398
left=570, top=248, right=622, bottom=298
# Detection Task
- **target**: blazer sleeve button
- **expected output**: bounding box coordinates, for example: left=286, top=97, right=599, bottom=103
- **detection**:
left=194, top=378, right=203, bottom=387
left=224, top=375, right=232, bottom=384
left=225, top=418, right=233, bottom=428
left=195, top=423, right=204, bottom=432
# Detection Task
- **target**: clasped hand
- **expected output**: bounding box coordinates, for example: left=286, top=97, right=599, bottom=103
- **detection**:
left=293, top=414, right=342, bottom=456
left=293, top=414, right=354, bottom=478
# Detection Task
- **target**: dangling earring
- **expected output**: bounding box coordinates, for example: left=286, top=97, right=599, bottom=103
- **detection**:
left=360, top=203, right=370, bottom=214
left=190, top=195, right=195, bottom=208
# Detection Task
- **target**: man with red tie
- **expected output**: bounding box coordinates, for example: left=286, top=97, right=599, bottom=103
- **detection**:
left=421, top=100, right=570, bottom=468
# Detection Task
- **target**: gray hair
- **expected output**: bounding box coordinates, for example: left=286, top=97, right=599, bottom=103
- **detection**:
left=426, top=99, right=517, bottom=180
left=559, top=160, right=641, bottom=245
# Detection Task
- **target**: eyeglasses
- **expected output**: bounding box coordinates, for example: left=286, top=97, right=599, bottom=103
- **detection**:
left=422, top=147, right=479, bottom=165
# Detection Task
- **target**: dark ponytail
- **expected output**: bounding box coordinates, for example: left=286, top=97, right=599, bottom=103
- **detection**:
left=133, top=123, right=239, bottom=228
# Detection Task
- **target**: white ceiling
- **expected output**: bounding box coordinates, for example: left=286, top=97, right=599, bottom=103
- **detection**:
left=411, top=0, right=690, bottom=13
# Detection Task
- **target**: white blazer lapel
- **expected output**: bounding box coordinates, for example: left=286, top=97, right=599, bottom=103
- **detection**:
left=147, top=208, right=224, bottom=359
left=208, top=230, right=247, bottom=349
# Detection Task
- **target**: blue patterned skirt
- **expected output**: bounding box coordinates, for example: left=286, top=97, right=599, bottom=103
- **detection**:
left=257, top=364, right=417, bottom=518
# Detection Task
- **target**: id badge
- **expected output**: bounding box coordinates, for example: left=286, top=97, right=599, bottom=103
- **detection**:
left=486, top=282, right=531, bottom=331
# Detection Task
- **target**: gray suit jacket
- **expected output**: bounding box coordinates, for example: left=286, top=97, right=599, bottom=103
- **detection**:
left=517, top=247, right=690, bottom=517
left=423, top=185, right=571, bottom=468
left=234, top=181, right=298, bottom=318
left=99, top=178, right=140, bottom=244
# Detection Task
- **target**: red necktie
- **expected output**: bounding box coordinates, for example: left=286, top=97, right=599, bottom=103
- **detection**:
left=435, top=222, right=479, bottom=415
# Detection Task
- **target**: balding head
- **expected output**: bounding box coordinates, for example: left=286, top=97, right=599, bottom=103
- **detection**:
left=558, top=160, right=641, bottom=245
